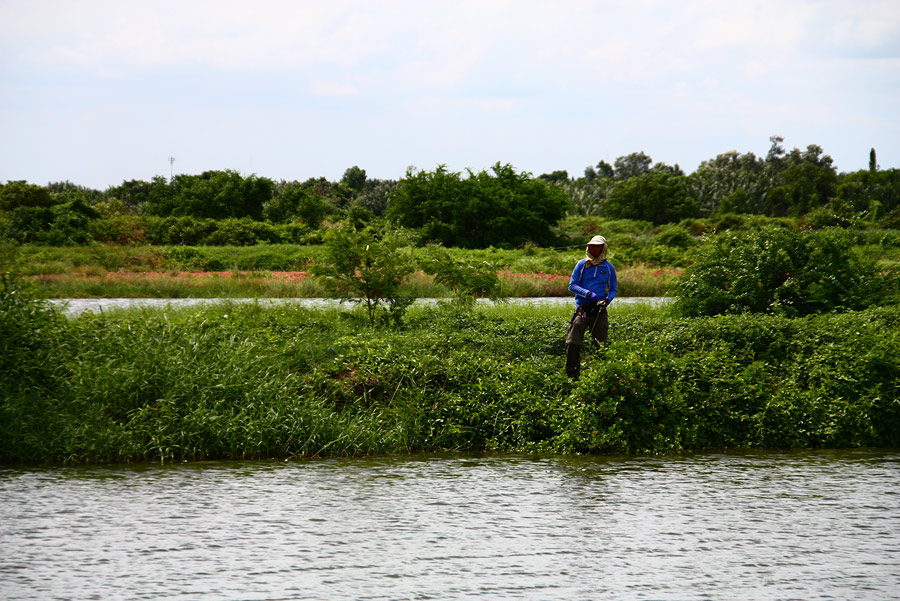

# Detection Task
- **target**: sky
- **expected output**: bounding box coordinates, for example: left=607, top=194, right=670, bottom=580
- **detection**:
left=1, top=0, right=899, bottom=190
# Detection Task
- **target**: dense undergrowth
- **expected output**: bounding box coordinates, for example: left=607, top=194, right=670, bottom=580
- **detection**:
left=2, top=275, right=898, bottom=464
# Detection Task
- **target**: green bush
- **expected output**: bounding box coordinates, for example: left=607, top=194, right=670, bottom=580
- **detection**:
left=0, top=206, right=55, bottom=243
left=674, top=227, right=899, bottom=316
left=312, top=223, right=416, bottom=324
left=89, top=216, right=148, bottom=245
left=418, top=244, right=502, bottom=305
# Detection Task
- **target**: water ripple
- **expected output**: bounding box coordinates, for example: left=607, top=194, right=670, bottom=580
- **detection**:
left=2, top=451, right=898, bottom=600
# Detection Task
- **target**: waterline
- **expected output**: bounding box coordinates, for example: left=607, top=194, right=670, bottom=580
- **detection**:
left=50, top=296, right=674, bottom=317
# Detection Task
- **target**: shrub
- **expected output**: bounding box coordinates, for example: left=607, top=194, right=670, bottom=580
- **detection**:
left=312, top=223, right=416, bottom=324
left=418, top=244, right=502, bottom=306
left=674, top=227, right=899, bottom=316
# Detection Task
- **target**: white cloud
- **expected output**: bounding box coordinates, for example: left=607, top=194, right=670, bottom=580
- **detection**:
left=310, top=80, right=360, bottom=98
left=2, top=0, right=899, bottom=187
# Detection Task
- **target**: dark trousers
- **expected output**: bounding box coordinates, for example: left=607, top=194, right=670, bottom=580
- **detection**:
left=565, top=308, right=608, bottom=380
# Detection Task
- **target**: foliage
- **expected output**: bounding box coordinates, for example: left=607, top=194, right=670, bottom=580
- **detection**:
left=0, top=206, right=56, bottom=243
left=145, top=170, right=275, bottom=220
left=604, top=172, right=700, bottom=225
left=3, top=139, right=899, bottom=249
left=0, top=181, right=57, bottom=211
left=674, top=227, right=899, bottom=316
left=341, top=166, right=367, bottom=192
left=418, top=244, right=503, bottom=306
left=835, top=168, right=900, bottom=216
left=0, top=272, right=67, bottom=460
left=0, top=199, right=99, bottom=246
left=311, top=223, right=416, bottom=324
left=684, top=150, right=770, bottom=216
left=2, top=293, right=899, bottom=464
left=264, top=184, right=333, bottom=227
left=387, top=163, right=569, bottom=248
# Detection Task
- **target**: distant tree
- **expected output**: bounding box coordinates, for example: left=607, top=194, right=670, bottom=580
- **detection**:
left=296, top=176, right=354, bottom=209
left=685, top=151, right=768, bottom=216
left=265, top=184, right=332, bottom=227
left=835, top=168, right=900, bottom=215
left=387, top=163, right=568, bottom=248
left=869, top=148, right=878, bottom=172
left=614, top=152, right=653, bottom=180
left=0, top=181, right=55, bottom=211
left=108, top=179, right=156, bottom=213
left=46, top=199, right=100, bottom=246
left=356, top=179, right=398, bottom=216
left=538, top=170, right=569, bottom=185
left=770, top=147, right=838, bottom=216
left=766, top=135, right=785, bottom=164
left=596, top=160, right=615, bottom=179
left=0, top=207, right=55, bottom=243
left=46, top=181, right=103, bottom=204
left=341, top=166, right=367, bottom=193
left=605, top=172, right=699, bottom=225
left=652, top=162, right=685, bottom=176
left=563, top=178, right=614, bottom=216
left=149, top=170, right=274, bottom=220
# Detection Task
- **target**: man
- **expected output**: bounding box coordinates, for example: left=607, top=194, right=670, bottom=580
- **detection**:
left=565, top=235, right=618, bottom=380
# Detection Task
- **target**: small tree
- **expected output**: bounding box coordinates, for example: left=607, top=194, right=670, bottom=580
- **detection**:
left=312, top=223, right=416, bottom=324
left=419, top=244, right=502, bottom=307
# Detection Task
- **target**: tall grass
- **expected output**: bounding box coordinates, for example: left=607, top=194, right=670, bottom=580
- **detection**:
left=3, top=274, right=898, bottom=465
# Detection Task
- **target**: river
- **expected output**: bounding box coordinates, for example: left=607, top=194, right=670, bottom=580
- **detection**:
left=49, top=296, right=672, bottom=317
left=2, top=450, right=898, bottom=600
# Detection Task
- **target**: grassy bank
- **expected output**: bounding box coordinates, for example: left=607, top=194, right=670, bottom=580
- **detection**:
left=2, top=282, right=898, bottom=464
left=4, top=243, right=677, bottom=298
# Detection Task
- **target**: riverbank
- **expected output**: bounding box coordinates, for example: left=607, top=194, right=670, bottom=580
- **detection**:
left=20, top=266, right=678, bottom=299
left=4, top=243, right=679, bottom=298
left=2, top=291, right=898, bottom=464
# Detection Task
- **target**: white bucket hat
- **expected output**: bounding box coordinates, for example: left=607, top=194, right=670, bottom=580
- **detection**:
left=587, top=235, right=606, bottom=246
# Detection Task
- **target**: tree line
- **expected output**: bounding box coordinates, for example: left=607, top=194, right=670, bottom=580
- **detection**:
left=1, top=137, right=899, bottom=248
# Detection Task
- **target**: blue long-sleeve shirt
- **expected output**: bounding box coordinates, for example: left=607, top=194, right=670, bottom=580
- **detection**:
left=568, top=259, right=618, bottom=306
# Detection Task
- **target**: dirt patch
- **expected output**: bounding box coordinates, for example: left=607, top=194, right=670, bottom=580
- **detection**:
left=651, top=269, right=683, bottom=278
left=498, top=271, right=568, bottom=281
left=56, top=270, right=313, bottom=281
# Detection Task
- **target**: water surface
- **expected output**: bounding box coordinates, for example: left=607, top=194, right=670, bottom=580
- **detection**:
left=2, top=451, right=898, bottom=600
left=50, top=296, right=672, bottom=317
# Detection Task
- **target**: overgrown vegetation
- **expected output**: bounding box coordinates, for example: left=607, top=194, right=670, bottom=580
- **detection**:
left=2, top=274, right=898, bottom=465
left=674, top=227, right=900, bottom=316
left=3, top=140, right=900, bottom=464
